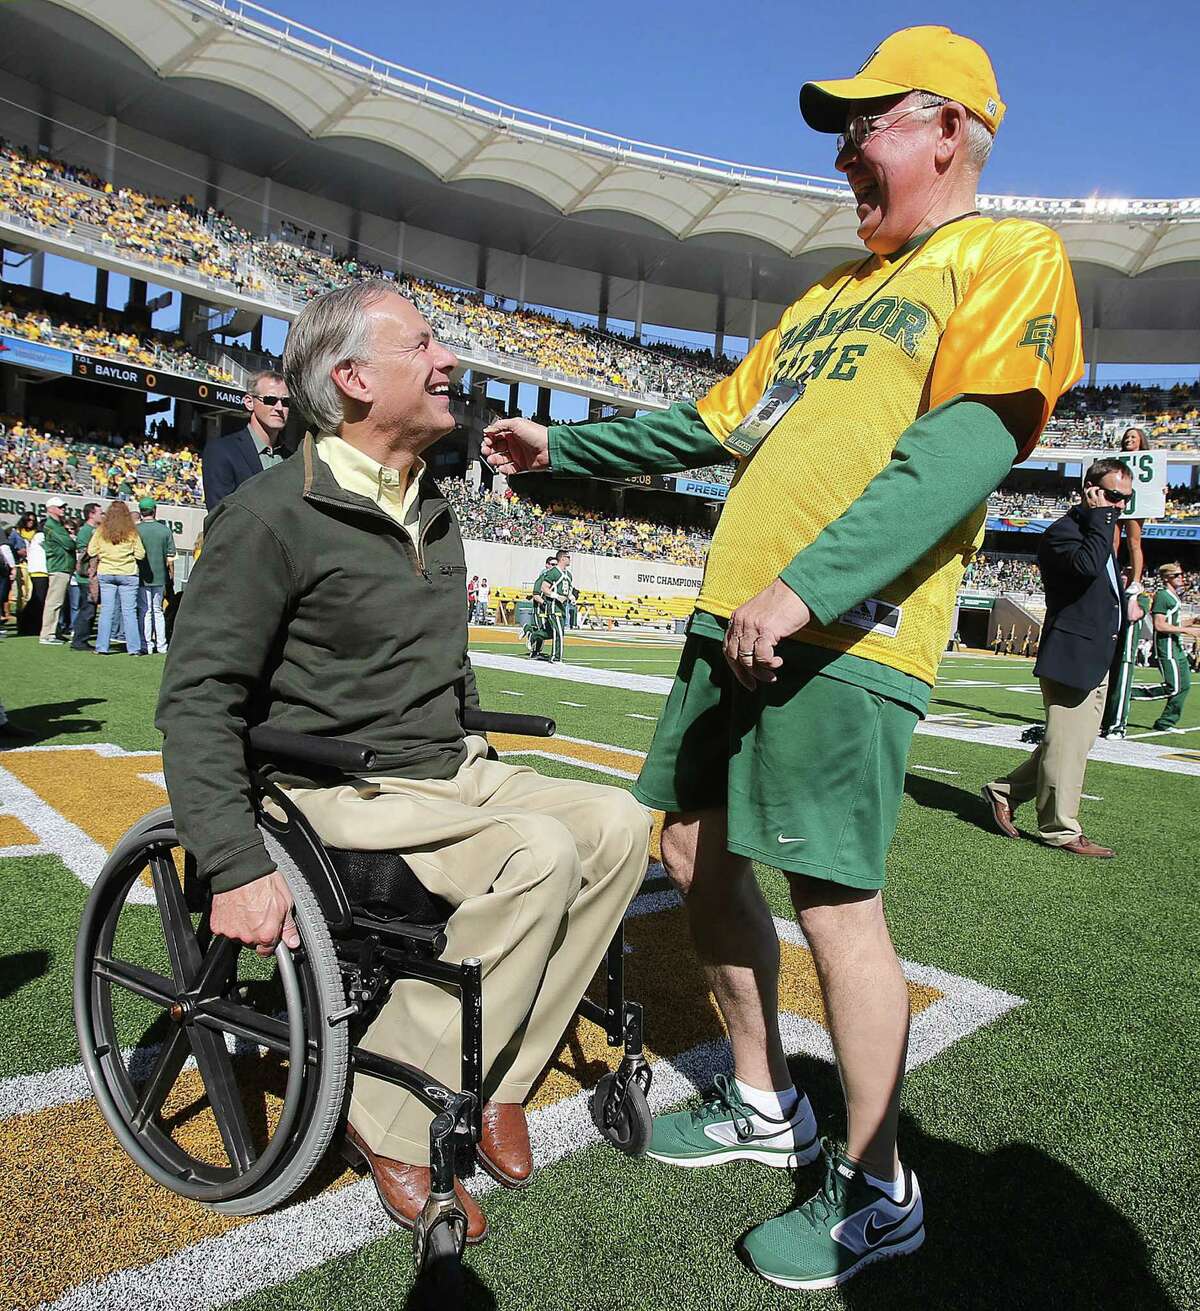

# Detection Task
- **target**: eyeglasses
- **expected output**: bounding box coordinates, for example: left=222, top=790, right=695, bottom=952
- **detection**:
left=837, top=102, right=943, bottom=155
left=251, top=394, right=290, bottom=408
left=1100, top=486, right=1131, bottom=503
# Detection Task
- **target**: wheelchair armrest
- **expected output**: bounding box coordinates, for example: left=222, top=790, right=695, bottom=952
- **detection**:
left=462, top=708, right=555, bottom=738
left=247, top=725, right=378, bottom=772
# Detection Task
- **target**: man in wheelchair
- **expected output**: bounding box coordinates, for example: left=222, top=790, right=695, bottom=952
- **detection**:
left=156, top=280, right=652, bottom=1243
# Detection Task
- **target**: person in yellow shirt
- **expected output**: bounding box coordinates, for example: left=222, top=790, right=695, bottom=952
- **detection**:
left=485, top=26, right=1082, bottom=1289
left=87, top=500, right=146, bottom=655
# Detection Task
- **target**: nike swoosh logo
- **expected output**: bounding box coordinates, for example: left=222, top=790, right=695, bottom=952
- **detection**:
left=777, top=835, right=807, bottom=844
left=863, top=1210, right=910, bottom=1247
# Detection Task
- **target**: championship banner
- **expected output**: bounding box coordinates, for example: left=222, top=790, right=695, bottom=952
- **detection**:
left=70, top=354, right=246, bottom=411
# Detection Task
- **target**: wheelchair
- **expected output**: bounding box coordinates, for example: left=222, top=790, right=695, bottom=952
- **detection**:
left=73, top=707, right=653, bottom=1292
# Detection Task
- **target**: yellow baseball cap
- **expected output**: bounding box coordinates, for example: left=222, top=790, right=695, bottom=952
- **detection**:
left=800, top=26, right=1005, bottom=136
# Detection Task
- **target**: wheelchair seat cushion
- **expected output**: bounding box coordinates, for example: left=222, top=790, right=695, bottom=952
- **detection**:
left=323, top=845, right=452, bottom=926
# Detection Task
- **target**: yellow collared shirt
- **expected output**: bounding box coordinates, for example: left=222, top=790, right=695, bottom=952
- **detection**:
left=315, top=434, right=424, bottom=545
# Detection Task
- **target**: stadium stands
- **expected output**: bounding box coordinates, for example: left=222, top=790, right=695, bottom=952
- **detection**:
left=0, top=139, right=725, bottom=402
left=0, top=300, right=237, bottom=386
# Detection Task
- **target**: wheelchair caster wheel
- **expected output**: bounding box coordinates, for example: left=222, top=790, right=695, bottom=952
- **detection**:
left=412, top=1205, right=465, bottom=1305
left=590, top=1071, right=652, bottom=1156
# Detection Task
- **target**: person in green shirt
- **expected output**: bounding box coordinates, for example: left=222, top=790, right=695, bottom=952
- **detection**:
left=135, top=497, right=176, bottom=655
left=70, top=502, right=103, bottom=650
left=540, top=550, right=576, bottom=663
left=39, top=497, right=76, bottom=644
left=523, top=556, right=557, bottom=660
left=1131, top=563, right=1199, bottom=730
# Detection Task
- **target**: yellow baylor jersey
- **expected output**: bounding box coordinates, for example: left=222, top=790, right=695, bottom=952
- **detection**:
left=696, top=215, right=1083, bottom=685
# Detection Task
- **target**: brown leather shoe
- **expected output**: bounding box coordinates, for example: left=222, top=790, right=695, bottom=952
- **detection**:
left=1057, top=835, right=1115, bottom=858
left=476, top=1101, right=533, bottom=1189
left=343, top=1122, right=487, bottom=1243
left=981, top=785, right=1019, bottom=839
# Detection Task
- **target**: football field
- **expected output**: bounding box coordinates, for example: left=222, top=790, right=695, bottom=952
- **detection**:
left=0, top=631, right=1196, bottom=1311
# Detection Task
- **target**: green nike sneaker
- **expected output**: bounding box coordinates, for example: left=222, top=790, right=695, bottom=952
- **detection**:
left=739, top=1141, right=924, bottom=1289
left=646, top=1073, right=820, bottom=1168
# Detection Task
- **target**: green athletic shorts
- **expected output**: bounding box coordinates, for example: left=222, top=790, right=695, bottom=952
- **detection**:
left=631, top=629, right=919, bottom=890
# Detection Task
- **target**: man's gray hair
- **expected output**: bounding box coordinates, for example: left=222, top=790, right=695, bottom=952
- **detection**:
left=911, top=91, right=994, bottom=172
left=282, top=279, right=397, bottom=433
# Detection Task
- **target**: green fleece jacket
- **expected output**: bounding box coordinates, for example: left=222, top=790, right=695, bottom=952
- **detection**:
left=156, top=436, right=479, bottom=893
left=42, top=516, right=77, bottom=574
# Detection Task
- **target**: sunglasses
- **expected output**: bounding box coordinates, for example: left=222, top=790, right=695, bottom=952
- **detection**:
left=1101, top=487, right=1131, bottom=503
left=251, top=394, right=290, bottom=408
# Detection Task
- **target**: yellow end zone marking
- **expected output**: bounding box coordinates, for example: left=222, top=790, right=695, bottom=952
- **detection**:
left=0, top=815, right=37, bottom=847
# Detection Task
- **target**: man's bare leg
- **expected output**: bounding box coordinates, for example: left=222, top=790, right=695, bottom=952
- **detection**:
left=790, top=878, right=909, bottom=1180
left=660, top=808, right=791, bottom=1092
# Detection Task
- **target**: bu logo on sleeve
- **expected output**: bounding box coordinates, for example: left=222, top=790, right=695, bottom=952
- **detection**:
left=1019, top=313, right=1058, bottom=366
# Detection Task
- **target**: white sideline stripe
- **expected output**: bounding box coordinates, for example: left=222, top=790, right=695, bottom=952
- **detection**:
left=1128, top=725, right=1200, bottom=739
left=0, top=761, right=156, bottom=904
left=0, top=842, right=50, bottom=858
left=909, top=765, right=959, bottom=775
left=26, top=961, right=1023, bottom=1311
left=626, top=713, right=657, bottom=721
left=558, top=701, right=586, bottom=707
left=473, top=657, right=1200, bottom=776
left=471, top=651, right=670, bottom=695
left=496, top=689, right=525, bottom=696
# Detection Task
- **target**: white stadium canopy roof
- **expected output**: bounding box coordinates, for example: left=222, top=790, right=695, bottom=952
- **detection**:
left=5, top=0, right=1200, bottom=362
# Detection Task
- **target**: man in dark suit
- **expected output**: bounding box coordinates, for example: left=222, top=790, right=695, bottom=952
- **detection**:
left=202, top=370, right=291, bottom=510
left=981, top=458, right=1139, bottom=857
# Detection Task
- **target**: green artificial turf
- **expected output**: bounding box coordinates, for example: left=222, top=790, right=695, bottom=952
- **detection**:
left=1, top=632, right=1197, bottom=1310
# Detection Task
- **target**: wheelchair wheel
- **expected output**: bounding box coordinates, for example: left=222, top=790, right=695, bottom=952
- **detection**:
left=413, top=1209, right=465, bottom=1305
left=590, top=1071, right=653, bottom=1156
left=74, top=808, right=350, bottom=1214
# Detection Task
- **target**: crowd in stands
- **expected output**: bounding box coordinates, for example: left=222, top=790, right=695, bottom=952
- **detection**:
left=0, top=141, right=263, bottom=294
left=987, top=485, right=1200, bottom=520
left=0, top=300, right=236, bottom=385
left=0, top=139, right=725, bottom=401
left=438, top=478, right=714, bottom=569
left=963, top=556, right=1044, bottom=595
left=0, top=419, right=202, bottom=506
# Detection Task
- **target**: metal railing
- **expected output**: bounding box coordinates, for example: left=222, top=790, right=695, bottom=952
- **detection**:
left=178, top=0, right=1200, bottom=218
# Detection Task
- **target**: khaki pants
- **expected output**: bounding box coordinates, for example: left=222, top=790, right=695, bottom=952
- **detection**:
left=987, top=676, right=1107, bottom=845
left=283, top=737, right=650, bottom=1164
left=40, top=572, right=70, bottom=640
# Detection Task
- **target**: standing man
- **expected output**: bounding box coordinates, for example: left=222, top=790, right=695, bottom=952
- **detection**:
left=202, top=370, right=291, bottom=510
left=983, top=459, right=1136, bottom=856
left=486, top=26, right=1082, bottom=1289
left=524, top=555, right=557, bottom=660
left=1131, top=563, right=1199, bottom=731
left=477, top=576, right=491, bottom=624
left=542, top=549, right=575, bottom=663
left=70, top=502, right=102, bottom=651
left=467, top=575, right=479, bottom=623
left=38, top=497, right=75, bottom=646
left=135, top=497, right=175, bottom=655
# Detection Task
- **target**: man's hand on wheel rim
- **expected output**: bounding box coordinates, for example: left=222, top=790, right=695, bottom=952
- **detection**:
left=481, top=418, right=550, bottom=475
left=210, top=871, right=300, bottom=956
left=723, top=579, right=813, bottom=690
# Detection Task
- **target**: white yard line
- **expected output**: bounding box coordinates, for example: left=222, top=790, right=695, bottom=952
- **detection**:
left=910, top=765, right=960, bottom=775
